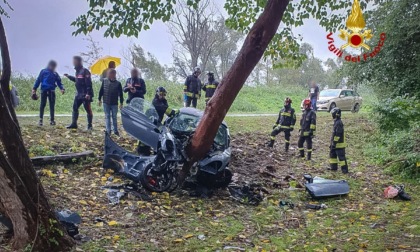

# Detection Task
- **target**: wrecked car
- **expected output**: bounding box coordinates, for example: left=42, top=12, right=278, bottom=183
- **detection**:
left=103, top=98, right=232, bottom=192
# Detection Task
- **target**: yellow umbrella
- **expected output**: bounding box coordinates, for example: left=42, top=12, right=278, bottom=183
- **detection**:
left=90, top=56, right=121, bottom=75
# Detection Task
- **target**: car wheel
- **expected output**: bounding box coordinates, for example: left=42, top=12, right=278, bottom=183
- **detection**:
left=329, top=102, right=336, bottom=112
left=352, top=103, right=360, bottom=113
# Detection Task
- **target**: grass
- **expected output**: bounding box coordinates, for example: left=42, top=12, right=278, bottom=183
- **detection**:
left=4, top=111, right=418, bottom=252
left=12, top=76, right=375, bottom=114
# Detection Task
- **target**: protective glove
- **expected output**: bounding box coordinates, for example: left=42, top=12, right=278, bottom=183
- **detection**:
left=272, top=124, right=278, bottom=130
left=289, top=127, right=294, bottom=132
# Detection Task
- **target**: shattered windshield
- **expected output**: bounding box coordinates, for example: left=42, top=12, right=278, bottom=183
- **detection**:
left=129, top=98, right=159, bottom=124
left=168, top=113, right=228, bottom=147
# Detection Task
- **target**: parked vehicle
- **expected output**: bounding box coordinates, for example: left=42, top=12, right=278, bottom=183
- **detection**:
left=301, top=89, right=363, bottom=112
left=103, top=98, right=232, bottom=192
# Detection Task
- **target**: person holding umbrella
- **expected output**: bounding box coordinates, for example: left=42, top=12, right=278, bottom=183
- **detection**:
left=100, top=61, right=116, bottom=82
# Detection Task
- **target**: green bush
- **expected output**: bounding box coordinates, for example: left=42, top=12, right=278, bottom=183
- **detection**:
left=373, top=96, right=420, bottom=131
left=366, top=96, right=420, bottom=179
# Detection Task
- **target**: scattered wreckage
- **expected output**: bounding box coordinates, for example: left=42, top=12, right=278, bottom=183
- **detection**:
left=103, top=98, right=233, bottom=192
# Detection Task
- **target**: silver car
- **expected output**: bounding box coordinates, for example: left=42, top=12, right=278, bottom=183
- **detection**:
left=301, top=89, right=363, bottom=112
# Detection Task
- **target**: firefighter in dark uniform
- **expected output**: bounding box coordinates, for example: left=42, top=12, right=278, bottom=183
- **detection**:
left=137, top=87, right=177, bottom=155
left=329, top=107, right=348, bottom=173
left=267, top=97, right=296, bottom=151
left=184, top=67, right=202, bottom=108
left=64, top=56, right=94, bottom=130
left=298, top=99, right=316, bottom=160
left=202, top=71, right=219, bottom=104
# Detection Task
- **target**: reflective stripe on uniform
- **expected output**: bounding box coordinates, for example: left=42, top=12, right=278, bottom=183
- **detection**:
left=303, top=131, right=310, bottom=136
left=280, top=125, right=290, bottom=129
left=285, top=140, right=290, bottom=143
left=307, top=149, right=312, bottom=152
left=206, top=85, right=216, bottom=88
left=336, top=142, right=347, bottom=148
left=281, top=112, right=291, bottom=117
left=165, top=107, right=173, bottom=115
left=334, top=136, right=340, bottom=141
left=298, top=148, right=304, bottom=151
left=310, top=124, right=316, bottom=130
left=270, top=136, right=276, bottom=140
left=329, top=158, right=338, bottom=164
left=339, top=160, right=346, bottom=166
left=183, top=85, right=187, bottom=89
left=186, top=92, right=199, bottom=98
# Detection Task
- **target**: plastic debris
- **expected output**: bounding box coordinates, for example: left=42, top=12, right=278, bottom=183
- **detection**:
left=303, top=174, right=349, bottom=199
left=305, top=203, right=327, bottom=210
left=55, top=209, right=82, bottom=238
left=106, top=189, right=126, bottom=205
left=384, top=186, right=399, bottom=199
left=279, top=201, right=295, bottom=209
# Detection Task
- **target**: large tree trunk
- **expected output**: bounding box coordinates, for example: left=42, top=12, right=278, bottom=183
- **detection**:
left=185, top=0, right=290, bottom=166
left=0, top=17, right=73, bottom=251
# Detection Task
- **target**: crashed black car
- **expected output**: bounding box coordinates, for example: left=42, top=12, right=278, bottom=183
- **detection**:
left=103, top=98, right=232, bottom=192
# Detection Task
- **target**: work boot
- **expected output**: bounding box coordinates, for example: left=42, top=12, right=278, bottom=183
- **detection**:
left=267, top=140, right=274, bottom=148
left=285, top=143, right=290, bottom=152
left=329, top=163, right=338, bottom=171
left=66, top=123, right=78, bottom=129
left=50, top=121, right=56, bottom=126
left=299, top=150, right=304, bottom=158
left=87, top=124, right=93, bottom=131
left=307, top=152, right=312, bottom=161
left=67, top=111, right=78, bottom=129
left=341, top=165, right=349, bottom=174
left=38, top=119, right=43, bottom=126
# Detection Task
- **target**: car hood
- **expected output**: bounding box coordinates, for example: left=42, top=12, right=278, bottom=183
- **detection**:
left=318, top=96, right=336, bottom=101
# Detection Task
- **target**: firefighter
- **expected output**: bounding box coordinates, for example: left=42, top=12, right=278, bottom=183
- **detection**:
left=298, top=99, right=316, bottom=160
left=184, top=67, right=202, bottom=108
left=202, top=71, right=219, bottom=104
left=267, top=97, right=296, bottom=151
left=329, top=107, right=348, bottom=173
left=64, top=56, right=94, bottom=130
left=137, top=87, right=177, bottom=155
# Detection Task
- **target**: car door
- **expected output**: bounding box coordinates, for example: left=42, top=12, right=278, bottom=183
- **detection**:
left=121, top=98, right=160, bottom=150
left=336, top=90, right=346, bottom=109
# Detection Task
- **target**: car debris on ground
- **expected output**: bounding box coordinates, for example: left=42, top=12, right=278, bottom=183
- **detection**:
left=384, top=185, right=411, bottom=200
left=303, top=174, right=350, bottom=199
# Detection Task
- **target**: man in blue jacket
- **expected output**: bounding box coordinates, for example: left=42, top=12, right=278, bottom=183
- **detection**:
left=32, top=60, right=65, bottom=126
left=64, top=56, right=94, bottom=130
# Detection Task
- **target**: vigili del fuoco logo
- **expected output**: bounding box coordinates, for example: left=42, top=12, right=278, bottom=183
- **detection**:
left=326, top=0, right=386, bottom=63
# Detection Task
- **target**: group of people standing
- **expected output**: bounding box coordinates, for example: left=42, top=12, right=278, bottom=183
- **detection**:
left=267, top=83, right=348, bottom=174
left=31, top=59, right=218, bottom=136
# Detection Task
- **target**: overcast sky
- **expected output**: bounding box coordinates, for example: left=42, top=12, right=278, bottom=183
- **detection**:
left=4, top=0, right=333, bottom=76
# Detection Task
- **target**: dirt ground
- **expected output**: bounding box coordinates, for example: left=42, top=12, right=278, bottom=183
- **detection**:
left=1, top=114, right=419, bottom=252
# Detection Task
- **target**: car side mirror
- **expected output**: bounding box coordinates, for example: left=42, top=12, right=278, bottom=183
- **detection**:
left=339, top=95, right=345, bottom=98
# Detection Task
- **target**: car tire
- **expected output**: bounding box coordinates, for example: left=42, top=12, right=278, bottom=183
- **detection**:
left=329, top=102, right=336, bottom=112
left=352, top=103, right=360, bottom=113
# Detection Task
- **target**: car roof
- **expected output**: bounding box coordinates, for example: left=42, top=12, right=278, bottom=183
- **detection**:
left=179, top=107, right=228, bottom=127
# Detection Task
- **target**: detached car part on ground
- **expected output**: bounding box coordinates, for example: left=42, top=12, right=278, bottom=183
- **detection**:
left=103, top=98, right=232, bottom=192
left=301, top=89, right=363, bottom=112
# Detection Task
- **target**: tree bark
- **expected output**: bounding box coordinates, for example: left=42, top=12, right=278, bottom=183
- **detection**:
left=0, top=17, right=73, bottom=251
left=184, top=0, right=290, bottom=166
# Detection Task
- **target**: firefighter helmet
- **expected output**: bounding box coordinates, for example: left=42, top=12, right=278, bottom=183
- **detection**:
left=156, top=86, right=167, bottom=96
left=331, top=107, right=341, bottom=119
left=303, top=99, right=311, bottom=109
left=284, top=97, right=292, bottom=105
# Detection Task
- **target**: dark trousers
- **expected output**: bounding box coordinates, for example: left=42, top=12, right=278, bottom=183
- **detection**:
left=298, top=136, right=313, bottom=159
left=186, top=97, right=198, bottom=108
left=270, top=128, right=291, bottom=150
left=72, top=97, right=93, bottom=125
left=329, top=148, right=348, bottom=173
left=40, top=90, right=56, bottom=121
